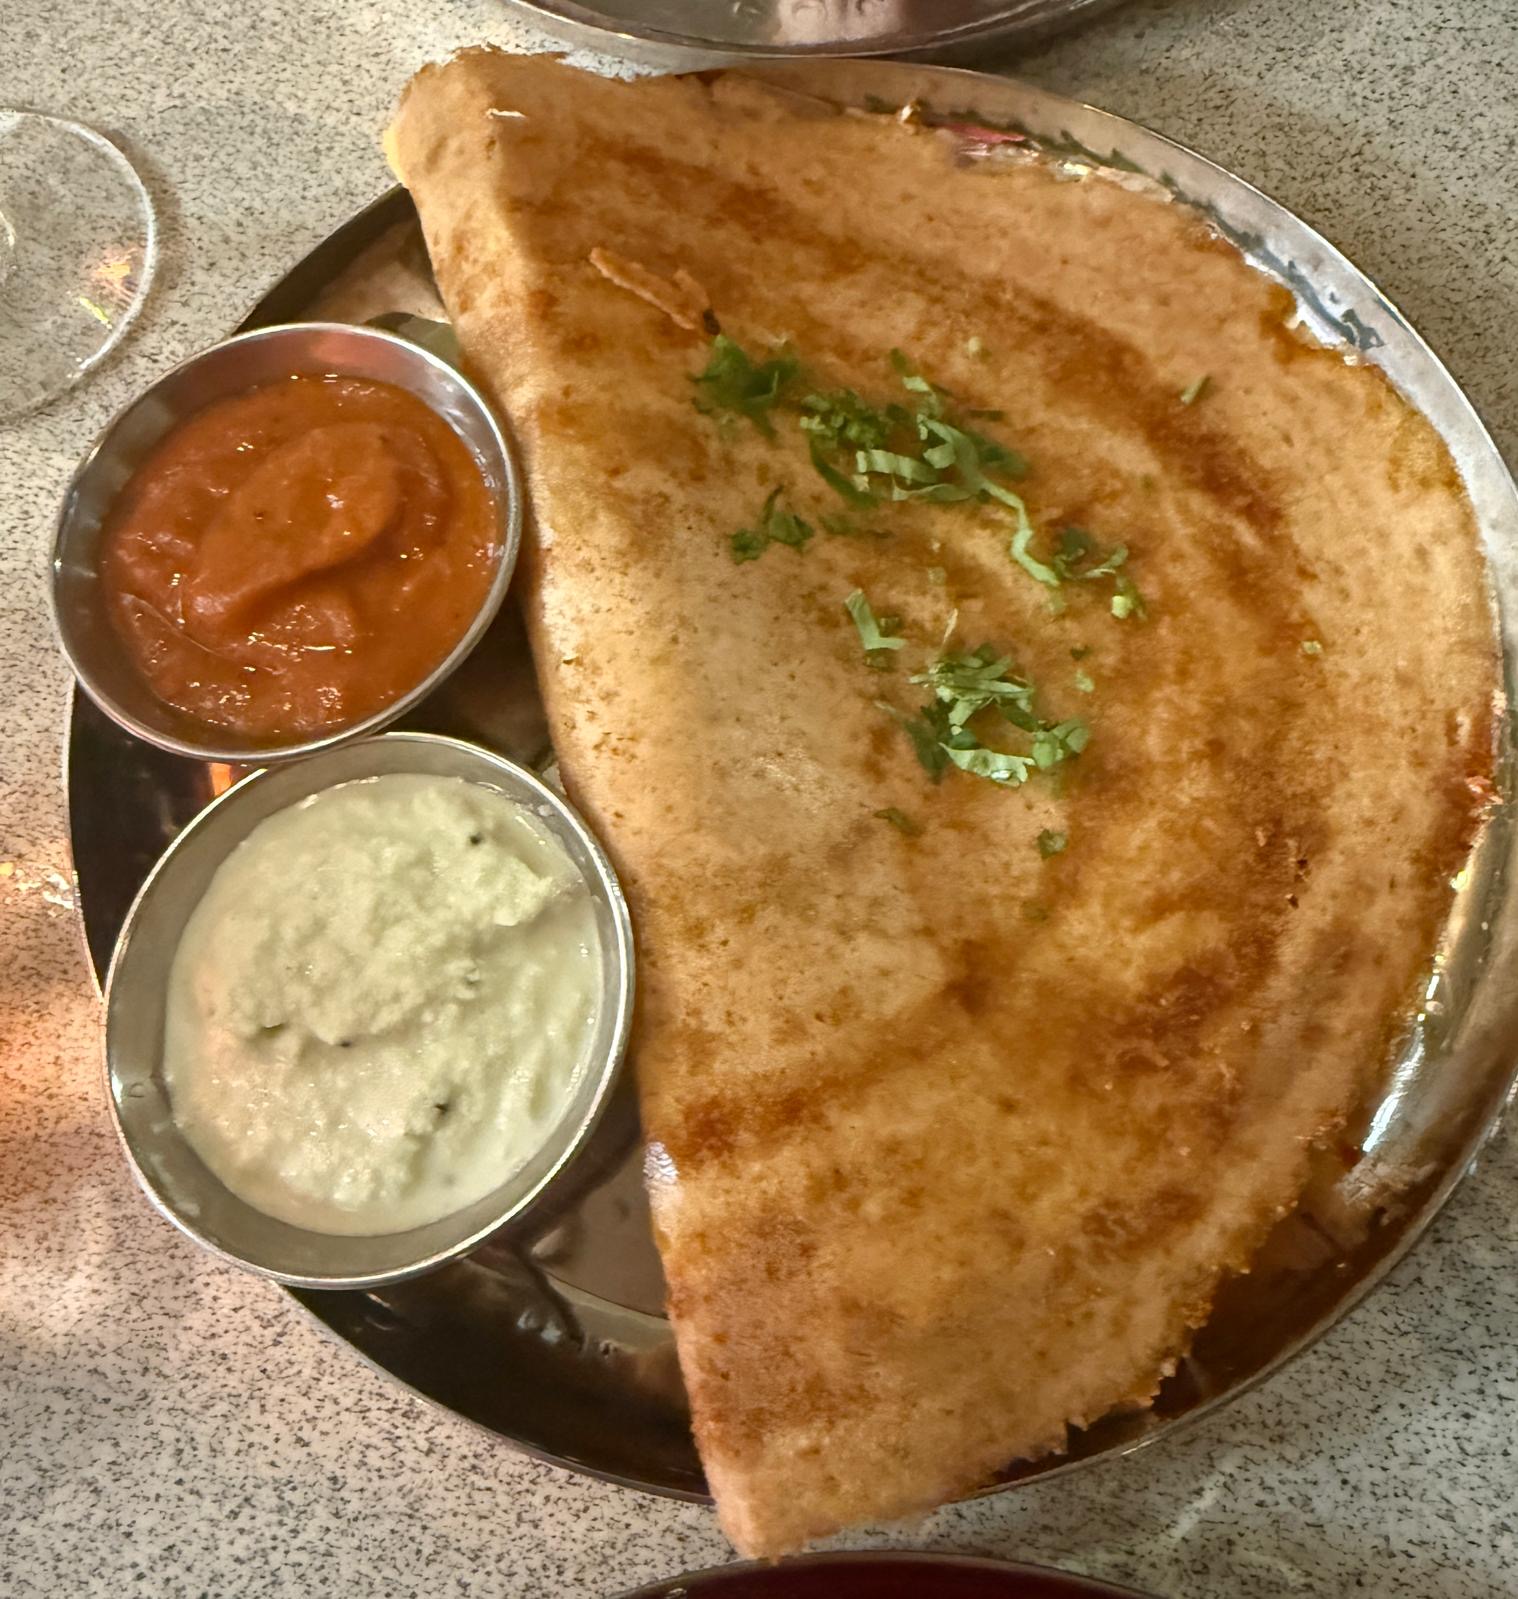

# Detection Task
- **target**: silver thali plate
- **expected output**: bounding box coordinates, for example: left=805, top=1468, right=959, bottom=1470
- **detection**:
left=67, top=60, right=1518, bottom=1503
left=499, top=0, right=1128, bottom=62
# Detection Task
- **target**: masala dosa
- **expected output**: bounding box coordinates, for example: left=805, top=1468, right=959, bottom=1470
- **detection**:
left=390, top=52, right=1499, bottom=1555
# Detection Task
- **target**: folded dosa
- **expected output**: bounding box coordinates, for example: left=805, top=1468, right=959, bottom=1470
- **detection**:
left=391, top=52, right=1498, bottom=1555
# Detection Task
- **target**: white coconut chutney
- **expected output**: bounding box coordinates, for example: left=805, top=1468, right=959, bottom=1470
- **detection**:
left=162, top=773, right=603, bottom=1235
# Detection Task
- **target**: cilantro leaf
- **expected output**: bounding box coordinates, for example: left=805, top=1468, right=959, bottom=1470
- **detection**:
left=889, top=347, right=947, bottom=416
left=945, top=744, right=1034, bottom=784
left=964, top=429, right=1028, bottom=478
left=1031, top=719, right=1090, bottom=768
left=799, top=389, right=904, bottom=453
left=874, top=807, right=923, bottom=837
left=845, top=589, right=907, bottom=653
left=1052, top=525, right=1093, bottom=577
left=1179, top=374, right=1212, bottom=406
left=878, top=700, right=952, bottom=781
left=767, top=504, right=813, bottom=549
left=1053, top=525, right=1128, bottom=582
left=693, top=335, right=798, bottom=438
left=918, top=416, right=1033, bottom=507
left=856, top=448, right=940, bottom=484
left=893, top=478, right=978, bottom=504
left=1037, top=828, right=1068, bottom=857
left=1083, top=544, right=1130, bottom=580
left=1043, top=525, right=1148, bottom=615
left=808, top=438, right=877, bottom=506
left=1010, top=517, right=1061, bottom=587
left=1111, top=574, right=1147, bottom=619
left=910, top=646, right=1036, bottom=729
left=729, top=488, right=814, bottom=563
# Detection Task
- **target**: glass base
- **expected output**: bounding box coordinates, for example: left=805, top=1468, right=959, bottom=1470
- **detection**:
left=0, top=112, right=157, bottom=425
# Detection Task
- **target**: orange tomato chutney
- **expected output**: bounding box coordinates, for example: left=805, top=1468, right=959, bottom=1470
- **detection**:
left=101, top=373, right=499, bottom=739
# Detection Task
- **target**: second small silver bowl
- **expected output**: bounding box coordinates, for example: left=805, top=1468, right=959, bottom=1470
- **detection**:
left=103, top=731, right=636, bottom=1290
left=50, top=321, right=521, bottom=763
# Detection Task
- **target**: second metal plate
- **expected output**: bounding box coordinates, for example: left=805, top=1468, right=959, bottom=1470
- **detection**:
left=499, top=0, right=1128, bottom=63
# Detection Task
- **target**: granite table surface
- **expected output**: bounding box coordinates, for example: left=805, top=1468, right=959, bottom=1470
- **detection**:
left=2, top=0, right=1516, bottom=1594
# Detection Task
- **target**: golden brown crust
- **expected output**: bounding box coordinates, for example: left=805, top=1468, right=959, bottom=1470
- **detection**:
left=391, top=51, right=1499, bottom=1556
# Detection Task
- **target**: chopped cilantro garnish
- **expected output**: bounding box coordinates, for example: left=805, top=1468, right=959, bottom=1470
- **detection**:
left=885, top=640, right=1092, bottom=788
left=768, top=509, right=813, bottom=549
left=878, top=700, right=952, bottom=782
left=911, top=644, right=1035, bottom=729
left=694, top=335, right=798, bottom=438
left=1301, top=639, right=1324, bottom=656
left=964, top=429, right=1027, bottom=477
left=890, top=347, right=947, bottom=415
left=1074, top=669, right=1095, bottom=693
left=1053, top=526, right=1128, bottom=583
left=1032, top=720, right=1090, bottom=767
left=1054, top=528, right=1094, bottom=575
left=799, top=389, right=904, bottom=453
left=1083, top=545, right=1130, bottom=580
left=1010, top=517, right=1060, bottom=586
left=1111, top=574, right=1147, bottom=619
left=729, top=487, right=813, bottom=563
left=926, top=565, right=947, bottom=586
left=1005, top=522, right=1145, bottom=613
left=857, top=447, right=940, bottom=484
left=697, top=338, right=1148, bottom=655
left=730, top=528, right=768, bottom=563
left=874, top=807, right=922, bottom=837
left=917, top=415, right=1032, bottom=505
left=808, top=439, right=876, bottom=506
left=845, top=589, right=906, bottom=654
left=800, top=353, right=1031, bottom=527
left=1070, top=644, right=1092, bottom=660
left=1037, top=828, right=1068, bottom=857
left=946, top=744, right=1034, bottom=784
left=1179, top=374, right=1212, bottom=406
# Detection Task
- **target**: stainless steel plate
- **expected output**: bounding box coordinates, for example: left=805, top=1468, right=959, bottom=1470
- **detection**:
left=500, top=0, right=1127, bottom=63
left=67, top=60, right=1518, bottom=1504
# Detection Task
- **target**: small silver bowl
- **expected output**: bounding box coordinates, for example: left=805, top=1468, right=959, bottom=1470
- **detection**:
left=103, top=731, right=635, bottom=1290
left=51, top=322, right=521, bottom=763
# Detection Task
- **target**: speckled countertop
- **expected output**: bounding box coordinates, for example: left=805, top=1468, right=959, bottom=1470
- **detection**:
left=3, top=2, right=1516, bottom=1594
